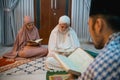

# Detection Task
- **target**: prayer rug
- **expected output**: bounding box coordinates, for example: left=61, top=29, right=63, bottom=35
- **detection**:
left=0, top=57, right=15, bottom=67
left=0, top=56, right=44, bottom=73
left=0, top=57, right=66, bottom=80
left=46, top=71, right=68, bottom=80
left=84, top=50, right=98, bottom=58
left=0, top=57, right=47, bottom=80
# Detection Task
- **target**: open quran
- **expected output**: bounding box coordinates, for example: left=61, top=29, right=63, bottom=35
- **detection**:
left=54, top=48, right=94, bottom=75
left=28, top=39, right=43, bottom=43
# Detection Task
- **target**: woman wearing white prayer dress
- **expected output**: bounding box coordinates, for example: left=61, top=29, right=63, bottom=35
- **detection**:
left=45, top=15, right=80, bottom=69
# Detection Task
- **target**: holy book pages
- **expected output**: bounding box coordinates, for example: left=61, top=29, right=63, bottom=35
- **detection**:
left=28, top=38, right=43, bottom=43
left=54, top=48, right=94, bottom=76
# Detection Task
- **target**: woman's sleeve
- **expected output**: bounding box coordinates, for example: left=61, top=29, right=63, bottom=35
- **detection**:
left=35, top=27, right=40, bottom=39
left=48, top=30, right=57, bottom=54
left=70, top=28, right=80, bottom=48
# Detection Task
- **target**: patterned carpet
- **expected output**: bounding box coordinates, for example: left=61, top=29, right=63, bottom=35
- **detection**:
left=0, top=57, right=48, bottom=80
left=0, top=58, right=15, bottom=68
left=0, top=56, right=45, bottom=72
left=0, top=46, right=99, bottom=80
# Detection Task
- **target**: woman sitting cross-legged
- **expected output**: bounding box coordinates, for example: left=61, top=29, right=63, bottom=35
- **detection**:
left=45, top=15, right=80, bottom=69
left=3, top=16, right=48, bottom=59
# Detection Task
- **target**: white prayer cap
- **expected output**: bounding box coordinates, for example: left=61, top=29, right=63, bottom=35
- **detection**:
left=59, top=15, right=70, bottom=25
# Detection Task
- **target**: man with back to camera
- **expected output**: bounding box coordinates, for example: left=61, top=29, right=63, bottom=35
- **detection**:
left=68, top=0, right=120, bottom=80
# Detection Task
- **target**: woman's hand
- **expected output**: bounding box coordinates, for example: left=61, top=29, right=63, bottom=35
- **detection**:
left=26, top=42, right=39, bottom=46
left=66, top=74, right=78, bottom=80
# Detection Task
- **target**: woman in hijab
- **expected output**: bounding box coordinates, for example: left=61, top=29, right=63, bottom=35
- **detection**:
left=3, top=16, right=48, bottom=59
left=45, top=15, right=80, bottom=69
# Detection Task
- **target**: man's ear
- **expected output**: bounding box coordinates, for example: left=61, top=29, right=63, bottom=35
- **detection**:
left=95, top=18, right=103, bottom=34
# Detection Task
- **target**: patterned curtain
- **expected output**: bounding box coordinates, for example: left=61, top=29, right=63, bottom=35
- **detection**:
left=0, top=0, right=19, bottom=46
left=71, top=0, right=91, bottom=42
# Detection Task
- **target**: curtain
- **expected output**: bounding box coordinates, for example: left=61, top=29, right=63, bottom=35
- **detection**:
left=0, top=3, right=2, bottom=44
left=0, top=0, right=19, bottom=46
left=71, top=0, right=91, bottom=42
left=0, top=0, right=34, bottom=46
left=14, top=0, right=34, bottom=32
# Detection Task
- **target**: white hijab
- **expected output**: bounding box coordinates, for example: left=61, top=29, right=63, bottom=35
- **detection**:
left=48, top=25, right=80, bottom=54
left=48, top=15, right=80, bottom=55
